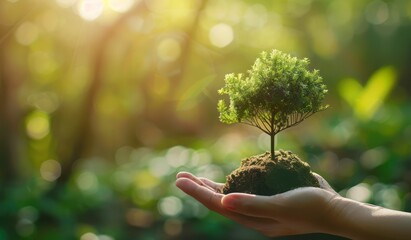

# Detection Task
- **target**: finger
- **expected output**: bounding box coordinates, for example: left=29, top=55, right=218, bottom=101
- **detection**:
left=175, top=177, right=224, bottom=212
left=176, top=178, right=278, bottom=229
left=176, top=172, right=216, bottom=191
left=312, top=172, right=338, bottom=194
left=176, top=171, right=197, bottom=180
left=198, top=177, right=224, bottom=192
left=221, top=193, right=280, bottom=218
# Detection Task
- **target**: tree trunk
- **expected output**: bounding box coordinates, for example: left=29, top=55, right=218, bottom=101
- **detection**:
left=270, top=111, right=276, bottom=160
left=270, top=133, right=275, bottom=160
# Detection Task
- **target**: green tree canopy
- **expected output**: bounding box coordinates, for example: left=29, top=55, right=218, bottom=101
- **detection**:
left=218, top=50, right=328, bottom=157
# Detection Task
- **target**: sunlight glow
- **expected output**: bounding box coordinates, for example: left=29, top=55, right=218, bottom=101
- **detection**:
left=209, top=23, right=234, bottom=48
left=56, top=0, right=76, bottom=8
left=108, top=0, right=134, bottom=13
left=78, top=0, right=104, bottom=21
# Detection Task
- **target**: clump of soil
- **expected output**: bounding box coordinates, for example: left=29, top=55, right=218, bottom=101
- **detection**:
left=220, top=150, right=319, bottom=195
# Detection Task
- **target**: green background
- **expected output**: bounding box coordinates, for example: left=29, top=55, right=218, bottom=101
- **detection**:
left=1, top=0, right=411, bottom=239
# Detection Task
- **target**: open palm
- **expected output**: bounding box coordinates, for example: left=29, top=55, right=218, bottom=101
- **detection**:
left=175, top=172, right=343, bottom=237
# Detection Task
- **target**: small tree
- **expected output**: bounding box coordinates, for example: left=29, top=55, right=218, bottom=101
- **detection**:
left=218, top=50, right=328, bottom=160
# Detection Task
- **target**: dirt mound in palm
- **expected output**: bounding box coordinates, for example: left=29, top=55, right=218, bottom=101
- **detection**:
left=220, top=150, right=319, bottom=195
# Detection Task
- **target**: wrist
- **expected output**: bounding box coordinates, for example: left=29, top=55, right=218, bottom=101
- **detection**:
left=325, top=195, right=411, bottom=240
left=319, top=194, right=372, bottom=239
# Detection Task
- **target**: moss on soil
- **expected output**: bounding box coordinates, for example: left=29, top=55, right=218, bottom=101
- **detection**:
left=220, top=150, right=319, bottom=196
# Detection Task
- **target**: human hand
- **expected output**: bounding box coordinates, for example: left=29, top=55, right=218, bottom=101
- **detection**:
left=175, top=172, right=345, bottom=238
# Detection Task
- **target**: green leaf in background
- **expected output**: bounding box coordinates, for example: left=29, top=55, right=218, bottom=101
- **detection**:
left=338, top=77, right=363, bottom=107
left=338, top=66, right=397, bottom=121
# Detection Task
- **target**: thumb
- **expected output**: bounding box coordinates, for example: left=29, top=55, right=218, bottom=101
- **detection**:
left=221, top=193, right=281, bottom=218
left=312, top=172, right=338, bottom=194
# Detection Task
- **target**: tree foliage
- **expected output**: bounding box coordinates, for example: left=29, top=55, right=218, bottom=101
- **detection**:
left=218, top=49, right=328, bottom=139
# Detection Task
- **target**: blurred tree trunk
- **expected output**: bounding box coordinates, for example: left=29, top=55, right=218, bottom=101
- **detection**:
left=57, top=0, right=209, bottom=184
left=134, top=0, right=209, bottom=145
left=57, top=1, right=149, bottom=184
left=169, top=0, right=209, bottom=94
left=0, top=44, right=23, bottom=185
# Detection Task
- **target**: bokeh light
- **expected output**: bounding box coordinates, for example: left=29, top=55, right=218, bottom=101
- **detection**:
left=27, top=92, right=60, bottom=113
left=134, top=169, right=159, bottom=190
left=158, top=196, right=183, bottom=217
left=148, top=156, right=171, bottom=177
left=2, top=0, right=411, bottom=239
left=25, top=111, right=50, bottom=140
left=40, top=159, right=62, bottom=182
left=243, top=4, right=268, bottom=28
left=80, top=233, right=114, bottom=240
left=373, top=184, right=403, bottom=210
left=157, top=38, right=182, bottom=62
left=209, top=23, right=234, bottom=48
left=77, top=0, right=104, bottom=21
left=28, top=51, right=59, bottom=78
left=365, top=0, right=389, bottom=25
left=346, top=183, right=372, bottom=202
left=287, top=0, right=312, bottom=17
left=125, top=208, right=154, bottom=228
left=18, top=206, right=39, bottom=223
left=163, top=219, right=182, bottom=236
left=98, top=235, right=114, bottom=240
left=56, top=0, right=76, bottom=8
left=108, top=0, right=134, bottom=13
left=80, top=232, right=98, bottom=240
left=165, top=146, right=190, bottom=168
left=15, top=219, right=34, bottom=237
left=360, top=147, right=387, bottom=169
left=77, top=171, right=99, bottom=193
left=15, top=22, right=39, bottom=46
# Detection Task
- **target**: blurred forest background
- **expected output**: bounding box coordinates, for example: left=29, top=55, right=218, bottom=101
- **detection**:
left=1, top=0, right=411, bottom=239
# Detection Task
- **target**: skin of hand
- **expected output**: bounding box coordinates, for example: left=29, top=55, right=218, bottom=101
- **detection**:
left=175, top=172, right=411, bottom=240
